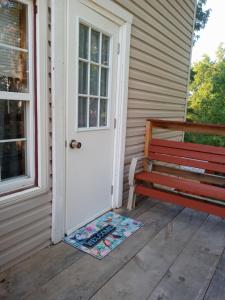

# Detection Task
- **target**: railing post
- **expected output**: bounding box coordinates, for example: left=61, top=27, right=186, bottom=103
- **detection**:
left=144, top=120, right=152, bottom=171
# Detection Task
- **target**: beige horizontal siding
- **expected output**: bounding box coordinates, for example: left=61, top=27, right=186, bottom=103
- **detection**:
left=0, top=193, right=52, bottom=271
left=114, top=0, right=196, bottom=202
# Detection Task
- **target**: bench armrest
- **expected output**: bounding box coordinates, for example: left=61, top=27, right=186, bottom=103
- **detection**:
left=128, top=156, right=152, bottom=186
left=127, top=156, right=153, bottom=210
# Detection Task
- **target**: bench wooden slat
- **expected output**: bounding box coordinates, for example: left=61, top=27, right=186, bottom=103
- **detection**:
left=135, top=172, right=225, bottom=201
left=148, top=119, right=225, bottom=136
left=153, top=165, right=225, bottom=186
left=135, top=185, right=225, bottom=218
left=149, top=145, right=225, bottom=164
left=151, top=138, right=225, bottom=156
left=149, top=152, right=225, bottom=174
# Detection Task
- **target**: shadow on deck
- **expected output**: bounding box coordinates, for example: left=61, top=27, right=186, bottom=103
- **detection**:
left=0, top=198, right=225, bottom=300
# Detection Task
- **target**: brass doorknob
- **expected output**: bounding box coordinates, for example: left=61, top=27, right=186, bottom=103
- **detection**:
left=70, top=139, right=82, bottom=149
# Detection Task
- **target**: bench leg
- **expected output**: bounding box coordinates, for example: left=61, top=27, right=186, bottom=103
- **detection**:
left=127, top=185, right=136, bottom=210
left=133, top=193, right=137, bottom=209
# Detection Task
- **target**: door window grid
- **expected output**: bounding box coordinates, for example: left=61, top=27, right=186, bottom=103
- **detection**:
left=78, top=22, right=110, bottom=129
left=0, top=0, right=34, bottom=193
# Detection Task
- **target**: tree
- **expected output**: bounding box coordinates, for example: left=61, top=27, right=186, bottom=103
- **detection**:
left=185, top=44, right=225, bottom=146
left=194, top=0, right=211, bottom=45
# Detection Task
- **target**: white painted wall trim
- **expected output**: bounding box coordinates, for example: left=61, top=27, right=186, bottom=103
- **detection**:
left=183, top=0, right=197, bottom=141
left=112, top=21, right=132, bottom=208
left=51, top=0, right=132, bottom=243
left=51, top=0, right=67, bottom=243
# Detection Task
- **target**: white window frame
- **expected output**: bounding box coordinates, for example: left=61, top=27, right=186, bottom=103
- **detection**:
left=0, top=0, right=35, bottom=194
left=51, top=0, right=132, bottom=243
left=0, top=0, right=49, bottom=204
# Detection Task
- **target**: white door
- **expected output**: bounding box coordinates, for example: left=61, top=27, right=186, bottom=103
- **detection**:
left=65, top=1, right=119, bottom=234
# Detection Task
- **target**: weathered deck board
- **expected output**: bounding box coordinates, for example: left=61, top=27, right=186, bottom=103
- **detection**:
left=24, top=202, right=182, bottom=300
left=148, top=216, right=225, bottom=300
left=91, top=208, right=207, bottom=300
left=204, top=249, right=225, bottom=300
left=0, top=243, right=84, bottom=300
left=0, top=199, right=155, bottom=300
left=0, top=201, right=225, bottom=300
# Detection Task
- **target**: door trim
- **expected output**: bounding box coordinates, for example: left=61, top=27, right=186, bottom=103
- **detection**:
left=51, top=0, right=132, bottom=243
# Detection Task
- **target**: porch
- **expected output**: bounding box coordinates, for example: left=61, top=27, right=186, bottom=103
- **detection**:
left=1, top=198, right=225, bottom=300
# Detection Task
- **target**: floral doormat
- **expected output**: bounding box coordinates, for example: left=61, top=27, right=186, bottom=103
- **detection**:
left=64, top=211, right=143, bottom=259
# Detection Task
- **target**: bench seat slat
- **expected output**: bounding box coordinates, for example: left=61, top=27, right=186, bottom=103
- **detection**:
left=153, top=165, right=225, bottom=186
left=151, top=138, right=225, bottom=156
left=149, top=152, right=225, bottom=174
left=135, top=184, right=225, bottom=218
left=135, top=172, right=225, bottom=201
left=149, top=145, right=225, bottom=164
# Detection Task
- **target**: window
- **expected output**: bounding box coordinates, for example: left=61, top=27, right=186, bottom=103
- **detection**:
left=78, top=22, right=110, bottom=129
left=0, top=0, right=35, bottom=194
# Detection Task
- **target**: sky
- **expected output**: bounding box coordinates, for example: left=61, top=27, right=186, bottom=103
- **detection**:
left=191, top=0, right=225, bottom=63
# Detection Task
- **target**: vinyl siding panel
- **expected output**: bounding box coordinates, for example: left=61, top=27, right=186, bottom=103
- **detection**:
left=0, top=193, right=52, bottom=271
left=113, top=0, right=196, bottom=201
left=0, top=2, right=52, bottom=272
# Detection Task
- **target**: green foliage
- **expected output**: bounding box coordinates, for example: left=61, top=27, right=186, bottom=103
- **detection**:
left=185, top=44, right=225, bottom=146
left=194, top=0, right=211, bottom=45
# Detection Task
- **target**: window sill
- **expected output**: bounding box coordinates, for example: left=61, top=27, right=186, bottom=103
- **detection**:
left=0, top=185, right=50, bottom=207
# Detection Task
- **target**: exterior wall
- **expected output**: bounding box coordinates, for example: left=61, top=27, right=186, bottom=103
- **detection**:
left=113, top=0, right=196, bottom=201
left=0, top=0, right=196, bottom=271
left=0, top=1, right=52, bottom=272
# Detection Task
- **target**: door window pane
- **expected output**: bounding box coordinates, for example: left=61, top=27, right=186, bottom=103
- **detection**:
left=90, top=64, right=99, bottom=95
left=99, top=99, right=107, bottom=126
left=79, top=23, right=89, bottom=59
left=0, top=141, right=26, bottom=181
left=100, top=68, right=108, bottom=97
left=78, top=61, right=88, bottom=94
left=0, top=1, right=28, bottom=49
left=0, top=100, right=25, bottom=140
left=78, top=97, right=87, bottom=128
left=89, top=98, right=98, bottom=127
left=0, top=47, right=28, bottom=92
left=101, top=35, right=110, bottom=65
left=91, top=29, right=100, bottom=63
left=77, top=23, right=110, bottom=129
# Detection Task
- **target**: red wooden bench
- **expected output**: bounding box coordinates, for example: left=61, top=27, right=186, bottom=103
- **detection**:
left=127, top=119, right=225, bottom=218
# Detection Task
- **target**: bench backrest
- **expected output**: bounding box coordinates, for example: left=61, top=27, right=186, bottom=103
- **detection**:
left=144, top=119, right=225, bottom=178
left=149, top=138, right=225, bottom=174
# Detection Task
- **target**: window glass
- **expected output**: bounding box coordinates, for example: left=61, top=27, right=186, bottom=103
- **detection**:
left=0, top=100, right=25, bottom=140
left=0, top=1, right=28, bottom=93
left=0, top=141, right=26, bottom=181
left=89, top=98, right=98, bottom=127
left=91, top=29, right=100, bottom=63
left=100, top=68, right=108, bottom=97
left=0, top=47, right=28, bottom=92
left=90, top=64, right=99, bottom=96
left=77, top=23, right=110, bottom=129
left=78, top=61, right=88, bottom=94
left=100, top=99, right=107, bottom=127
left=79, top=24, right=89, bottom=60
left=78, top=97, right=87, bottom=128
left=101, top=35, right=110, bottom=65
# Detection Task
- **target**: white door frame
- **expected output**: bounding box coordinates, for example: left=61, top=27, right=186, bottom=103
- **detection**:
left=51, top=0, right=132, bottom=243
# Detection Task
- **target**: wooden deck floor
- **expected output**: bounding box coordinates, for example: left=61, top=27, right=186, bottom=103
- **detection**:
left=1, top=199, right=225, bottom=300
